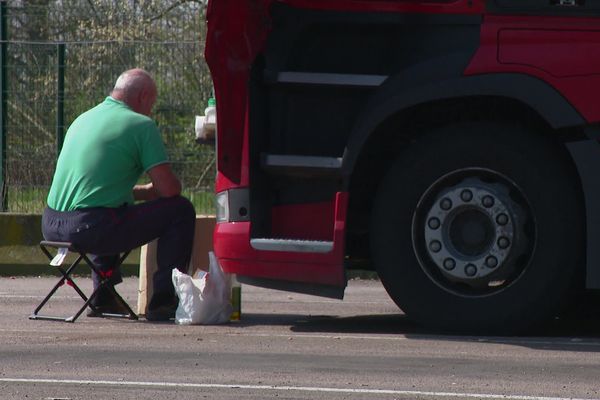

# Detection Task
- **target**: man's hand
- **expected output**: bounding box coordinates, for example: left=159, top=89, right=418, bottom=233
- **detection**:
left=133, top=182, right=158, bottom=201
left=134, top=163, right=182, bottom=201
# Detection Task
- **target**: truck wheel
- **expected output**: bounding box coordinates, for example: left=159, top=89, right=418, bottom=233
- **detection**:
left=370, top=122, right=583, bottom=334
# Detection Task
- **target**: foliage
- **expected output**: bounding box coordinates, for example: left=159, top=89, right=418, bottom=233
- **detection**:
left=3, top=0, right=215, bottom=214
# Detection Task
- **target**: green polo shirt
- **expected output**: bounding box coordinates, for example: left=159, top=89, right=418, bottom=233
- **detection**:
left=47, top=96, right=168, bottom=211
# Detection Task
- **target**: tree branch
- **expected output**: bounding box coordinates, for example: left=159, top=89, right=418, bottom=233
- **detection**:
left=148, top=0, right=204, bottom=23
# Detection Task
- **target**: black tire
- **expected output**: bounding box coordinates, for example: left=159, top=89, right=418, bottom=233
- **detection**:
left=370, top=122, right=583, bottom=334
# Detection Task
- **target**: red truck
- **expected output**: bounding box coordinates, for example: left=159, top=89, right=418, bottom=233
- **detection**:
left=204, top=0, right=600, bottom=334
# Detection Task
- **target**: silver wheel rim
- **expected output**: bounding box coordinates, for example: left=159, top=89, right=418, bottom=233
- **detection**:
left=412, top=168, right=534, bottom=297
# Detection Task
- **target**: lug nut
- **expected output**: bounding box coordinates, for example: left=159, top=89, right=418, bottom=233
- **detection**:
left=440, top=198, right=452, bottom=211
left=498, top=237, right=510, bottom=249
left=465, top=264, right=477, bottom=277
left=482, top=195, right=495, bottom=208
left=443, top=258, right=456, bottom=270
left=428, top=217, right=441, bottom=230
left=460, top=190, right=473, bottom=202
left=485, top=256, right=498, bottom=268
left=429, top=240, right=442, bottom=253
left=496, top=213, right=509, bottom=226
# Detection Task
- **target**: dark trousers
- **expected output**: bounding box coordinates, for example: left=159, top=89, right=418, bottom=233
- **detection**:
left=41, top=196, right=196, bottom=301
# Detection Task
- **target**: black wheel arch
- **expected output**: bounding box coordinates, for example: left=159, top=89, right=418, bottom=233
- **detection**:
left=342, top=72, right=584, bottom=181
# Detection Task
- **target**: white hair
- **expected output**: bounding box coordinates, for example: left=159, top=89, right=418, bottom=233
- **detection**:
left=112, top=69, right=154, bottom=96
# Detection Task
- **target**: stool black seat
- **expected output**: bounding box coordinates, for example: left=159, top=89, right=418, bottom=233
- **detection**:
left=30, top=241, right=138, bottom=323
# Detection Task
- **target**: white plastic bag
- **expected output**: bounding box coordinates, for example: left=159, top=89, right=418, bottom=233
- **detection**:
left=172, top=251, right=232, bottom=325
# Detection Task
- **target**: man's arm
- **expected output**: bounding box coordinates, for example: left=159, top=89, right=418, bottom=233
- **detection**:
left=133, top=163, right=182, bottom=201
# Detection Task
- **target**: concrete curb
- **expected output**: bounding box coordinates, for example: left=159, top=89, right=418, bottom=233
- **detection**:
left=0, top=263, right=141, bottom=277
left=0, top=213, right=43, bottom=246
left=0, top=213, right=378, bottom=280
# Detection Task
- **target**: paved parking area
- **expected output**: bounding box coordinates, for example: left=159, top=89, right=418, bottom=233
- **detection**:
left=2, top=276, right=600, bottom=400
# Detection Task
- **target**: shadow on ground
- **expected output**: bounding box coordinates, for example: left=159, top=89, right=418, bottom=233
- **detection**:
left=232, top=310, right=600, bottom=353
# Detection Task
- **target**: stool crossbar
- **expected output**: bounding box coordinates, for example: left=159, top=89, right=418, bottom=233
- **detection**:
left=30, top=241, right=138, bottom=323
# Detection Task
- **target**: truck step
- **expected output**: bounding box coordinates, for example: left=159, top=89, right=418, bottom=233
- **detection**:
left=250, top=238, right=334, bottom=253
left=265, top=70, right=386, bottom=88
left=261, top=154, right=342, bottom=178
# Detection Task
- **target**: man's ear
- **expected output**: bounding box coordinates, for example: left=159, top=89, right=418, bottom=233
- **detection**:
left=137, top=89, right=148, bottom=105
left=131, top=89, right=149, bottom=114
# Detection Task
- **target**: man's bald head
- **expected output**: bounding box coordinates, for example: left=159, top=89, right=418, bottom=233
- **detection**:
left=111, top=68, right=157, bottom=116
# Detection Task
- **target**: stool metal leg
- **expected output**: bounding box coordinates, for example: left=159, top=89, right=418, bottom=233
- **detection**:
left=29, top=253, right=87, bottom=322
left=30, top=242, right=138, bottom=322
left=80, top=252, right=138, bottom=321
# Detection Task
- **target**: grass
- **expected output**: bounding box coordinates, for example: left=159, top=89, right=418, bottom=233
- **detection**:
left=4, top=187, right=216, bottom=215
left=184, top=190, right=215, bottom=215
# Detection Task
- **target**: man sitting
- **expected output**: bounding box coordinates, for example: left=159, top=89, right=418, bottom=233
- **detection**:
left=42, top=68, right=196, bottom=321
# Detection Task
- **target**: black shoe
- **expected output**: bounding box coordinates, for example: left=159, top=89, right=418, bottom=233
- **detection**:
left=146, top=304, right=177, bottom=321
left=146, top=293, right=178, bottom=321
left=87, top=288, right=131, bottom=318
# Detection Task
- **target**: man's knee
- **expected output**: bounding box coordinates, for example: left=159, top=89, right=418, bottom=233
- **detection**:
left=172, top=195, right=196, bottom=222
left=163, top=196, right=196, bottom=237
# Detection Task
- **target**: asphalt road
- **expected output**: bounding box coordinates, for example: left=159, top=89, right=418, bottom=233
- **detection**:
left=1, top=276, right=600, bottom=400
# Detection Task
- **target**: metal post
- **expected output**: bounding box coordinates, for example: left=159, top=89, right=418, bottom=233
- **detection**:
left=56, top=43, right=65, bottom=154
left=0, top=0, right=8, bottom=211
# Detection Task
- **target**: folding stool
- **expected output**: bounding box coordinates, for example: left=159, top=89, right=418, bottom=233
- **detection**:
left=29, top=241, right=138, bottom=322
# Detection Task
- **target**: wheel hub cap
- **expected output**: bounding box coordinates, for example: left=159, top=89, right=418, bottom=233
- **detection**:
left=423, top=180, right=514, bottom=281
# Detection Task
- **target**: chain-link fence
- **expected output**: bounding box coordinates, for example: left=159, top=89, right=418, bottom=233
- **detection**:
left=1, top=0, right=215, bottom=214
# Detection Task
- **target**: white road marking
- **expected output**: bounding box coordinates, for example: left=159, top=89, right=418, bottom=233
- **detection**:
left=0, top=377, right=597, bottom=400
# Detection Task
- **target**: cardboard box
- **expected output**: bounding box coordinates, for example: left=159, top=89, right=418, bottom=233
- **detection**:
left=137, top=215, right=216, bottom=316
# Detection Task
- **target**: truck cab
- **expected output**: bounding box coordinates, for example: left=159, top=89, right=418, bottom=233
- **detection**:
left=205, top=0, right=600, bottom=333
